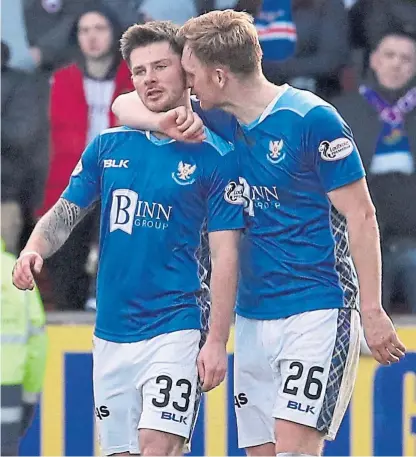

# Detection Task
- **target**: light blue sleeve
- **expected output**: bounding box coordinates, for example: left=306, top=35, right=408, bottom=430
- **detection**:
left=304, top=105, right=366, bottom=192
left=191, top=99, right=238, bottom=143
left=204, top=148, right=245, bottom=233
left=62, top=135, right=101, bottom=207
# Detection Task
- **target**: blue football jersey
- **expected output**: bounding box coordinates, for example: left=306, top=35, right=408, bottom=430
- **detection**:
left=192, top=98, right=238, bottom=143
left=199, top=86, right=365, bottom=320
left=62, top=126, right=244, bottom=343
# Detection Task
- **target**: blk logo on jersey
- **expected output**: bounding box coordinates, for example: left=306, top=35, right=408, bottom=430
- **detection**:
left=110, top=189, right=172, bottom=234
left=267, top=139, right=285, bottom=164
left=319, top=138, right=353, bottom=161
left=172, top=161, right=197, bottom=185
left=103, top=159, right=129, bottom=168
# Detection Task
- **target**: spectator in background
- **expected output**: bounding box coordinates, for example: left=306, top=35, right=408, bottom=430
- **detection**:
left=104, top=0, right=238, bottom=26
left=332, top=31, right=416, bottom=313
left=252, top=0, right=297, bottom=62
left=349, top=0, right=416, bottom=72
left=23, top=0, right=99, bottom=72
left=1, top=0, right=36, bottom=72
left=39, top=6, right=133, bottom=310
left=100, top=0, right=145, bottom=29
left=349, top=0, right=416, bottom=77
left=343, top=0, right=357, bottom=7
left=102, top=0, right=239, bottom=28
left=260, top=0, right=350, bottom=99
left=1, top=239, right=47, bottom=456
left=131, top=0, right=199, bottom=24
left=1, top=42, right=49, bottom=256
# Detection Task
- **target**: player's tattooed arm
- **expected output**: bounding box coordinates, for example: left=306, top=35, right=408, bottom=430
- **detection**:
left=22, top=198, right=95, bottom=259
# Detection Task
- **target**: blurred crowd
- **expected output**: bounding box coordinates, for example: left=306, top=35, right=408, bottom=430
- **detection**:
left=1, top=0, right=415, bottom=314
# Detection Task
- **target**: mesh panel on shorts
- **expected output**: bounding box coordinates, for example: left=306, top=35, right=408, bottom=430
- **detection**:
left=316, top=308, right=351, bottom=433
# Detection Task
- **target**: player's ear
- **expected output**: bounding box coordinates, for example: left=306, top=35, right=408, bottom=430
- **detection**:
left=214, top=68, right=227, bottom=88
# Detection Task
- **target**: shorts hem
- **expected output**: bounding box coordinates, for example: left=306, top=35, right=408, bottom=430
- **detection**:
left=238, top=436, right=276, bottom=449
left=101, top=444, right=139, bottom=456
left=273, top=413, right=318, bottom=434
left=274, top=416, right=334, bottom=441
left=138, top=422, right=190, bottom=440
left=325, top=429, right=336, bottom=441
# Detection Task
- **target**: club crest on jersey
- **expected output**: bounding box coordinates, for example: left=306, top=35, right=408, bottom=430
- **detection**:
left=172, top=161, right=197, bottom=185
left=267, top=140, right=285, bottom=164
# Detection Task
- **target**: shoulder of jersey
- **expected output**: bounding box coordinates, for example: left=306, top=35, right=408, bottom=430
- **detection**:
left=273, top=86, right=332, bottom=119
left=100, top=126, right=145, bottom=137
left=202, top=127, right=234, bottom=156
left=99, top=125, right=234, bottom=156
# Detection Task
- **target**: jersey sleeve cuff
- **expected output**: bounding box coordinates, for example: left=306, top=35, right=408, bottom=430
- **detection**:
left=207, top=223, right=245, bottom=233
left=325, top=169, right=366, bottom=193
left=60, top=192, right=92, bottom=209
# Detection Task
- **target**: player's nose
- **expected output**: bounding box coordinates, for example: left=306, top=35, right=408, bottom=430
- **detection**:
left=144, top=71, right=157, bottom=85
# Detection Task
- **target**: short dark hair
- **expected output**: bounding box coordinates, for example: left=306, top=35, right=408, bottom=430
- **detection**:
left=372, top=28, right=416, bottom=53
left=120, top=21, right=183, bottom=66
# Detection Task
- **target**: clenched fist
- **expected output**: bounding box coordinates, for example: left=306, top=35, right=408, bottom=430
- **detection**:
left=12, top=251, right=43, bottom=291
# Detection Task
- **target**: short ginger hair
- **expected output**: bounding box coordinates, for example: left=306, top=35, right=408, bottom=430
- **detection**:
left=179, top=9, right=262, bottom=75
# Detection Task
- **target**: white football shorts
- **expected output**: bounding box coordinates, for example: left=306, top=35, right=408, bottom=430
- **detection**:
left=93, top=329, right=201, bottom=455
left=234, top=308, right=360, bottom=448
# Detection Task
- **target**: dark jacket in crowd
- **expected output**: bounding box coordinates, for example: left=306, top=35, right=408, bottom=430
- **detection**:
left=1, top=42, right=49, bottom=210
left=23, top=0, right=99, bottom=70
left=262, top=0, right=350, bottom=99
left=332, top=75, right=416, bottom=241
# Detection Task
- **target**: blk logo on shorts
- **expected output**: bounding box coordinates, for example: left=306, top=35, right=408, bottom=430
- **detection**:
left=161, top=411, right=187, bottom=424
left=95, top=405, right=110, bottom=420
left=234, top=393, right=248, bottom=408
left=287, top=400, right=315, bottom=414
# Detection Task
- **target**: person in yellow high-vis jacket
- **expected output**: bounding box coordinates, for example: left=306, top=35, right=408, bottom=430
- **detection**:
left=1, top=239, right=47, bottom=455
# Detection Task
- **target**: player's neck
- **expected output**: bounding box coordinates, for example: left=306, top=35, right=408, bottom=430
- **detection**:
left=225, top=76, right=284, bottom=125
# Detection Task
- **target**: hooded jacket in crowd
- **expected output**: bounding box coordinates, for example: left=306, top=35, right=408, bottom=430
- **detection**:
left=39, top=6, right=133, bottom=215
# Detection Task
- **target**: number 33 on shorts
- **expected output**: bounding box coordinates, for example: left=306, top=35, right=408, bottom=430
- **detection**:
left=151, top=375, right=194, bottom=421
left=92, top=330, right=201, bottom=455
